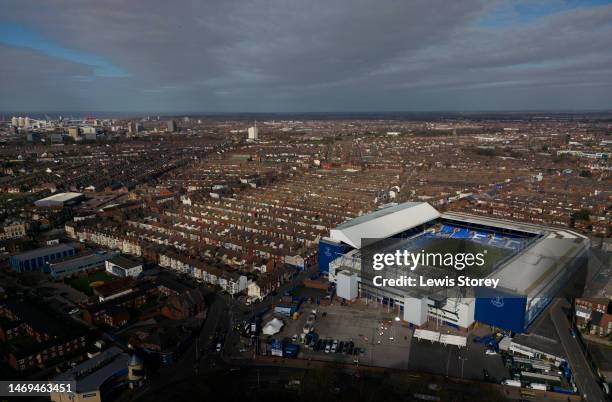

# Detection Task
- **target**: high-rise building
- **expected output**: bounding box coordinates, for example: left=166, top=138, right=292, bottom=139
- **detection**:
left=167, top=120, right=177, bottom=132
left=67, top=126, right=80, bottom=140
left=248, top=125, right=258, bottom=141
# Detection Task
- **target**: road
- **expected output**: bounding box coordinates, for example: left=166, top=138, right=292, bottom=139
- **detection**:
left=130, top=293, right=228, bottom=401
left=132, top=268, right=312, bottom=401
left=550, top=299, right=605, bottom=402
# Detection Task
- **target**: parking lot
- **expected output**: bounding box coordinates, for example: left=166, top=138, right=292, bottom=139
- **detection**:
left=408, top=333, right=510, bottom=383
left=262, top=298, right=511, bottom=380
left=265, top=300, right=413, bottom=369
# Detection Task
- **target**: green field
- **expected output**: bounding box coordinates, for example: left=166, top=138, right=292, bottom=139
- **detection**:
left=68, top=270, right=116, bottom=295
left=418, top=238, right=514, bottom=278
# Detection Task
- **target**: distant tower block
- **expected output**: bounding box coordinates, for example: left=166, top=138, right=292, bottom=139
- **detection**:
left=167, top=119, right=177, bottom=132
left=247, top=124, right=258, bottom=141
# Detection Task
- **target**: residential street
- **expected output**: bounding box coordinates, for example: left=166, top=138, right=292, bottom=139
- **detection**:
left=550, top=299, right=605, bottom=402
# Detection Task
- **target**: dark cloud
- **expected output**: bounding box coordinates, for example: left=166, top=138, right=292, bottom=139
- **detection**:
left=1, top=0, right=611, bottom=112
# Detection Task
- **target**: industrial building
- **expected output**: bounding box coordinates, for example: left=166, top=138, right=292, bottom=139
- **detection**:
left=48, top=251, right=119, bottom=279
left=320, top=202, right=589, bottom=333
left=34, top=192, right=84, bottom=208
left=9, top=243, right=77, bottom=272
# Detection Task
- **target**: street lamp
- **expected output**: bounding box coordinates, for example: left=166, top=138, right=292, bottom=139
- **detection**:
left=458, top=355, right=468, bottom=379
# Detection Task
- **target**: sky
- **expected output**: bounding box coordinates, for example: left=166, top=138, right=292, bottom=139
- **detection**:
left=1, top=0, right=611, bottom=113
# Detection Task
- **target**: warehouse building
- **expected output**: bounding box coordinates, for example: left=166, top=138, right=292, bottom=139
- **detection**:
left=48, top=251, right=119, bottom=280
left=321, top=202, right=589, bottom=333
left=9, top=243, right=77, bottom=272
left=34, top=192, right=84, bottom=208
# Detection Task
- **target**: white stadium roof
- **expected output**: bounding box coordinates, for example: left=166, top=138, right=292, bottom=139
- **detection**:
left=330, top=202, right=440, bottom=249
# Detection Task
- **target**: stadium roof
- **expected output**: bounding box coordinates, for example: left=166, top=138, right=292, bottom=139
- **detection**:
left=441, top=211, right=544, bottom=235
left=443, top=210, right=589, bottom=297
left=330, top=202, right=440, bottom=249
left=493, top=236, right=588, bottom=297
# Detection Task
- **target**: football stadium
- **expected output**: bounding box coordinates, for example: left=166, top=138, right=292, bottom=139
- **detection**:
left=319, top=202, right=590, bottom=333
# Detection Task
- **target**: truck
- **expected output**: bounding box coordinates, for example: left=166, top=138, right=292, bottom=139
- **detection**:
left=283, top=343, right=299, bottom=358
left=502, top=379, right=521, bottom=387
left=551, top=386, right=575, bottom=395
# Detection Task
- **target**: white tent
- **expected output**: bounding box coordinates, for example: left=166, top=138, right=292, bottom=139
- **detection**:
left=439, top=334, right=467, bottom=348
left=413, top=329, right=440, bottom=343
left=262, top=318, right=284, bottom=335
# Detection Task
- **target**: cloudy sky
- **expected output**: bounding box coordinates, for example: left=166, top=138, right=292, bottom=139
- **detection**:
left=1, top=0, right=612, bottom=113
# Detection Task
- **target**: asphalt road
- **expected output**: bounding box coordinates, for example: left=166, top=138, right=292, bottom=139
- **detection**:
left=131, top=293, right=228, bottom=401
left=550, top=299, right=605, bottom=402
left=132, top=268, right=312, bottom=401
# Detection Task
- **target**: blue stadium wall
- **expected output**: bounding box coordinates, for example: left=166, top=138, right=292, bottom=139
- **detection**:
left=475, top=286, right=527, bottom=333
left=318, top=238, right=351, bottom=274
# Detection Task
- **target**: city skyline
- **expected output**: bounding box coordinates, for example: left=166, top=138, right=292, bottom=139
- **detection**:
left=2, top=0, right=612, bottom=113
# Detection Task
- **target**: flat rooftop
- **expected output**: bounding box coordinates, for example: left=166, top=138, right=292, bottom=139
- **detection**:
left=35, top=192, right=83, bottom=204
left=11, top=243, right=75, bottom=261
left=54, top=346, right=130, bottom=393
left=108, top=255, right=142, bottom=269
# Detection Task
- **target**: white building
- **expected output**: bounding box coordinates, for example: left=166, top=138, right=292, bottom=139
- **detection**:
left=247, top=125, right=258, bottom=141
left=336, top=270, right=358, bottom=300
left=0, top=221, right=26, bottom=240
left=105, top=256, right=143, bottom=278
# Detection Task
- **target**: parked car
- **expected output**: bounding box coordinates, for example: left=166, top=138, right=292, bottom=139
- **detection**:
left=336, top=341, right=344, bottom=353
